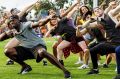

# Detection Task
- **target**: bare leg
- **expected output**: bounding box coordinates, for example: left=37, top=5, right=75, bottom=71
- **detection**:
left=4, top=48, right=31, bottom=74
left=52, top=36, right=62, bottom=58
left=78, top=41, right=90, bottom=69
left=106, top=54, right=112, bottom=65
left=5, top=38, right=20, bottom=49
left=78, top=41, right=90, bottom=65
left=75, top=51, right=83, bottom=64
left=4, top=48, right=28, bottom=67
left=5, top=38, right=20, bottom=65
left=57, top=40, right=71, bottom=60
left=37, top=48, right=71, bottom=78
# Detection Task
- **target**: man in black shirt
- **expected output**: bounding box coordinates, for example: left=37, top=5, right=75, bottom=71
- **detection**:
left=79, top=6, right=120, bottom=79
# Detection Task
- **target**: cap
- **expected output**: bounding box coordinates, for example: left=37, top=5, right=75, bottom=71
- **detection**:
left=10, top=8, right=20, bottom=14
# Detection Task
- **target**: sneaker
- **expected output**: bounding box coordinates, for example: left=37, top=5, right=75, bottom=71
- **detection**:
left=19, top=65, right=32, bottom=74
left=113, top=74, right=120, bottom=79
left=6, top=60, right=14, bottom=65
left=78, top=64, right=89, bottom=69
left=103, top=64, right=109, bottom=68
left=98, top=61, right=101, bottom=66
left=87, top=69, right=99, bottom=75
left=75, top=61, right=83, bottom=65
left=43, top=60, right=47, bottom=66
left=64, top=71, right=71, bottom=79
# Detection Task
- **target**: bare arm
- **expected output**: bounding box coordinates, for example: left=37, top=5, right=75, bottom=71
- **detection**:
left=66, top=4, right=79, bottom=19
left=99, top=0, right=106, bottom=10
left=31, top=14, right=55, bottom=28
left=18, top=1, right=39, bottom=18
left=104, top=1, right=117, bottom=14
left=108, top=3, right=120, bottom=27
left=44, top=26, right=56, bottom=37
left=0, top=31, right=13, bottom=41
left=18, top=4, right=34, bottom=17
left=81, top=19, right=97, bottom=28
left=108, top=3, right=120, bottom=17
left=76, top=26, right=88, bottom=37
left=76, top=19, right=97, bottom=37
left=60, top=3, right=78, bottom=18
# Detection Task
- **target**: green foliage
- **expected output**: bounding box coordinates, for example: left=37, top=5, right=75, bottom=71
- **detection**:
left=55, top=0, right=68, bottom=8
left=39, top=0, right=55, bottom=10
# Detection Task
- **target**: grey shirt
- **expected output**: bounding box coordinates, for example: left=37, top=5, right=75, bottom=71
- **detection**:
left=15, top=22, right=46, bottom=48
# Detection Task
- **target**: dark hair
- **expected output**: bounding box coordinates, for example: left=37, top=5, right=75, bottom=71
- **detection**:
left=10, top=8, right=16, bottom=13
left=47, top=8, right=56, bottom=15
left=82, top=11, right=92, bottom=21
left=9, top=15, right=19, bottom=21
left=79, top=6, right=90, bottom=16
left=93, top=7, right=101, bottom=12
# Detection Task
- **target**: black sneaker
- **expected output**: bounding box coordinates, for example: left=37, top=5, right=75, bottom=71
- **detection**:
left=113, top=74, right=120, bottom=79
left=43, top=60, right=47, bottom=66
left=103, top=64, right=109, bottom=68
left=19, top=65, right=32, bottom=74
left=6, top=60, right=14, bottom=65
left=64, top=71, right=71, bottom=79
left=87, top=69, right=99, bottom=75
left=59, top=60, right=64, bottom=66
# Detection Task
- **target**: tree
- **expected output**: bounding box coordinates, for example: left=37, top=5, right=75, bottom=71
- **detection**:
left=39, top=0, right=55, bottom=10
left=55, top=0, right=68, bottom=9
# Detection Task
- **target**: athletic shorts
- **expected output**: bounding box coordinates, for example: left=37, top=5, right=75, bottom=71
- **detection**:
left=14, top=44, right=47, bottom=62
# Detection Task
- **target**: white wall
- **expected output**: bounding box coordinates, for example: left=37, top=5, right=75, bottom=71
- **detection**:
left=0, top=0, right=37, bottom=11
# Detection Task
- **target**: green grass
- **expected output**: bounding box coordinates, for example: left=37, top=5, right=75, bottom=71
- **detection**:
left=0, top=38, right=117, bottom=79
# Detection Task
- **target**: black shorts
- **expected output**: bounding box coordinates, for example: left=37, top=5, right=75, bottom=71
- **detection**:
left=63, top=36, right=84, bottom=42
left=14, top=44, right=47, bottom=61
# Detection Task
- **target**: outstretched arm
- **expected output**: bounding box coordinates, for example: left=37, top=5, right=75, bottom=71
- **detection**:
left=108, top=3, right=120, bottom=26
left=66, top=4, right=79, bottom=19
left=60, top=2, right=78, bottom=18
left=18, top=0, right=39, bottom=18
left=104, top=1, right=117, bottom=14
left=0, top=31, right=13, bottom=41
left=31, top=14, right=55, bottom=28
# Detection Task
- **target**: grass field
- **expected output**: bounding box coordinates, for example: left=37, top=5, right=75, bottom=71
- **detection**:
left=0, top=38, right=117, bottom=79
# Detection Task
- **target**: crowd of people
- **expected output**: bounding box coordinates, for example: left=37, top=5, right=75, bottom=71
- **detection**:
left=1, top=0, right=120, bottom=79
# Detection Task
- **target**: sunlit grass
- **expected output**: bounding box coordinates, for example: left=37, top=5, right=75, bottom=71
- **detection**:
left=0, top=38, right=117, bottom=79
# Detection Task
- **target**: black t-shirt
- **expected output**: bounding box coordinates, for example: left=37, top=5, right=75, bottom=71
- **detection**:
left=97, top=14, right=120, bottom=45
left=51, top=18, right=76, bottom=41
left=90, top=28, right=106, bottom=42
left=20, top=13, right=28, bottom=22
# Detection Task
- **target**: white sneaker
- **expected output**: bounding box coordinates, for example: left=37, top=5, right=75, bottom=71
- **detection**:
left=78, top=64, right=89, bottom=69
left=98, top=61, right=101, bottom=66
left=75, top=61, right=83, bottom=64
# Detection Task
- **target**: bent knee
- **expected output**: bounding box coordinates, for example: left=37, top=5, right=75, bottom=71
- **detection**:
left=52, top=44, right=58, bottom=49
left=38, top=48, right=47, bottom=56
left=57, top=45, right=64, bottom=50
left=84, top=49, right=90, bottom=53
left=4, top=48, right=16, bottom=56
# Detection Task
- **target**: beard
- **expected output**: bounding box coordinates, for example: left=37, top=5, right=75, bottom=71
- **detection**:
left=13, top=22, right=20, bottom=32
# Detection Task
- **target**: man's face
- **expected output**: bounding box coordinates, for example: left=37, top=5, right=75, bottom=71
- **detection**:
left=11, top=10, right=19, bottom=15
left=9, top=19, right=20, bottom=30
left=49, top=9, right=56, bottom=15
left=59, top=9, right=65, bottom=14
left=94, top=8, right=103, bottom=17
left=50, top=18, right=58, bottom=26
